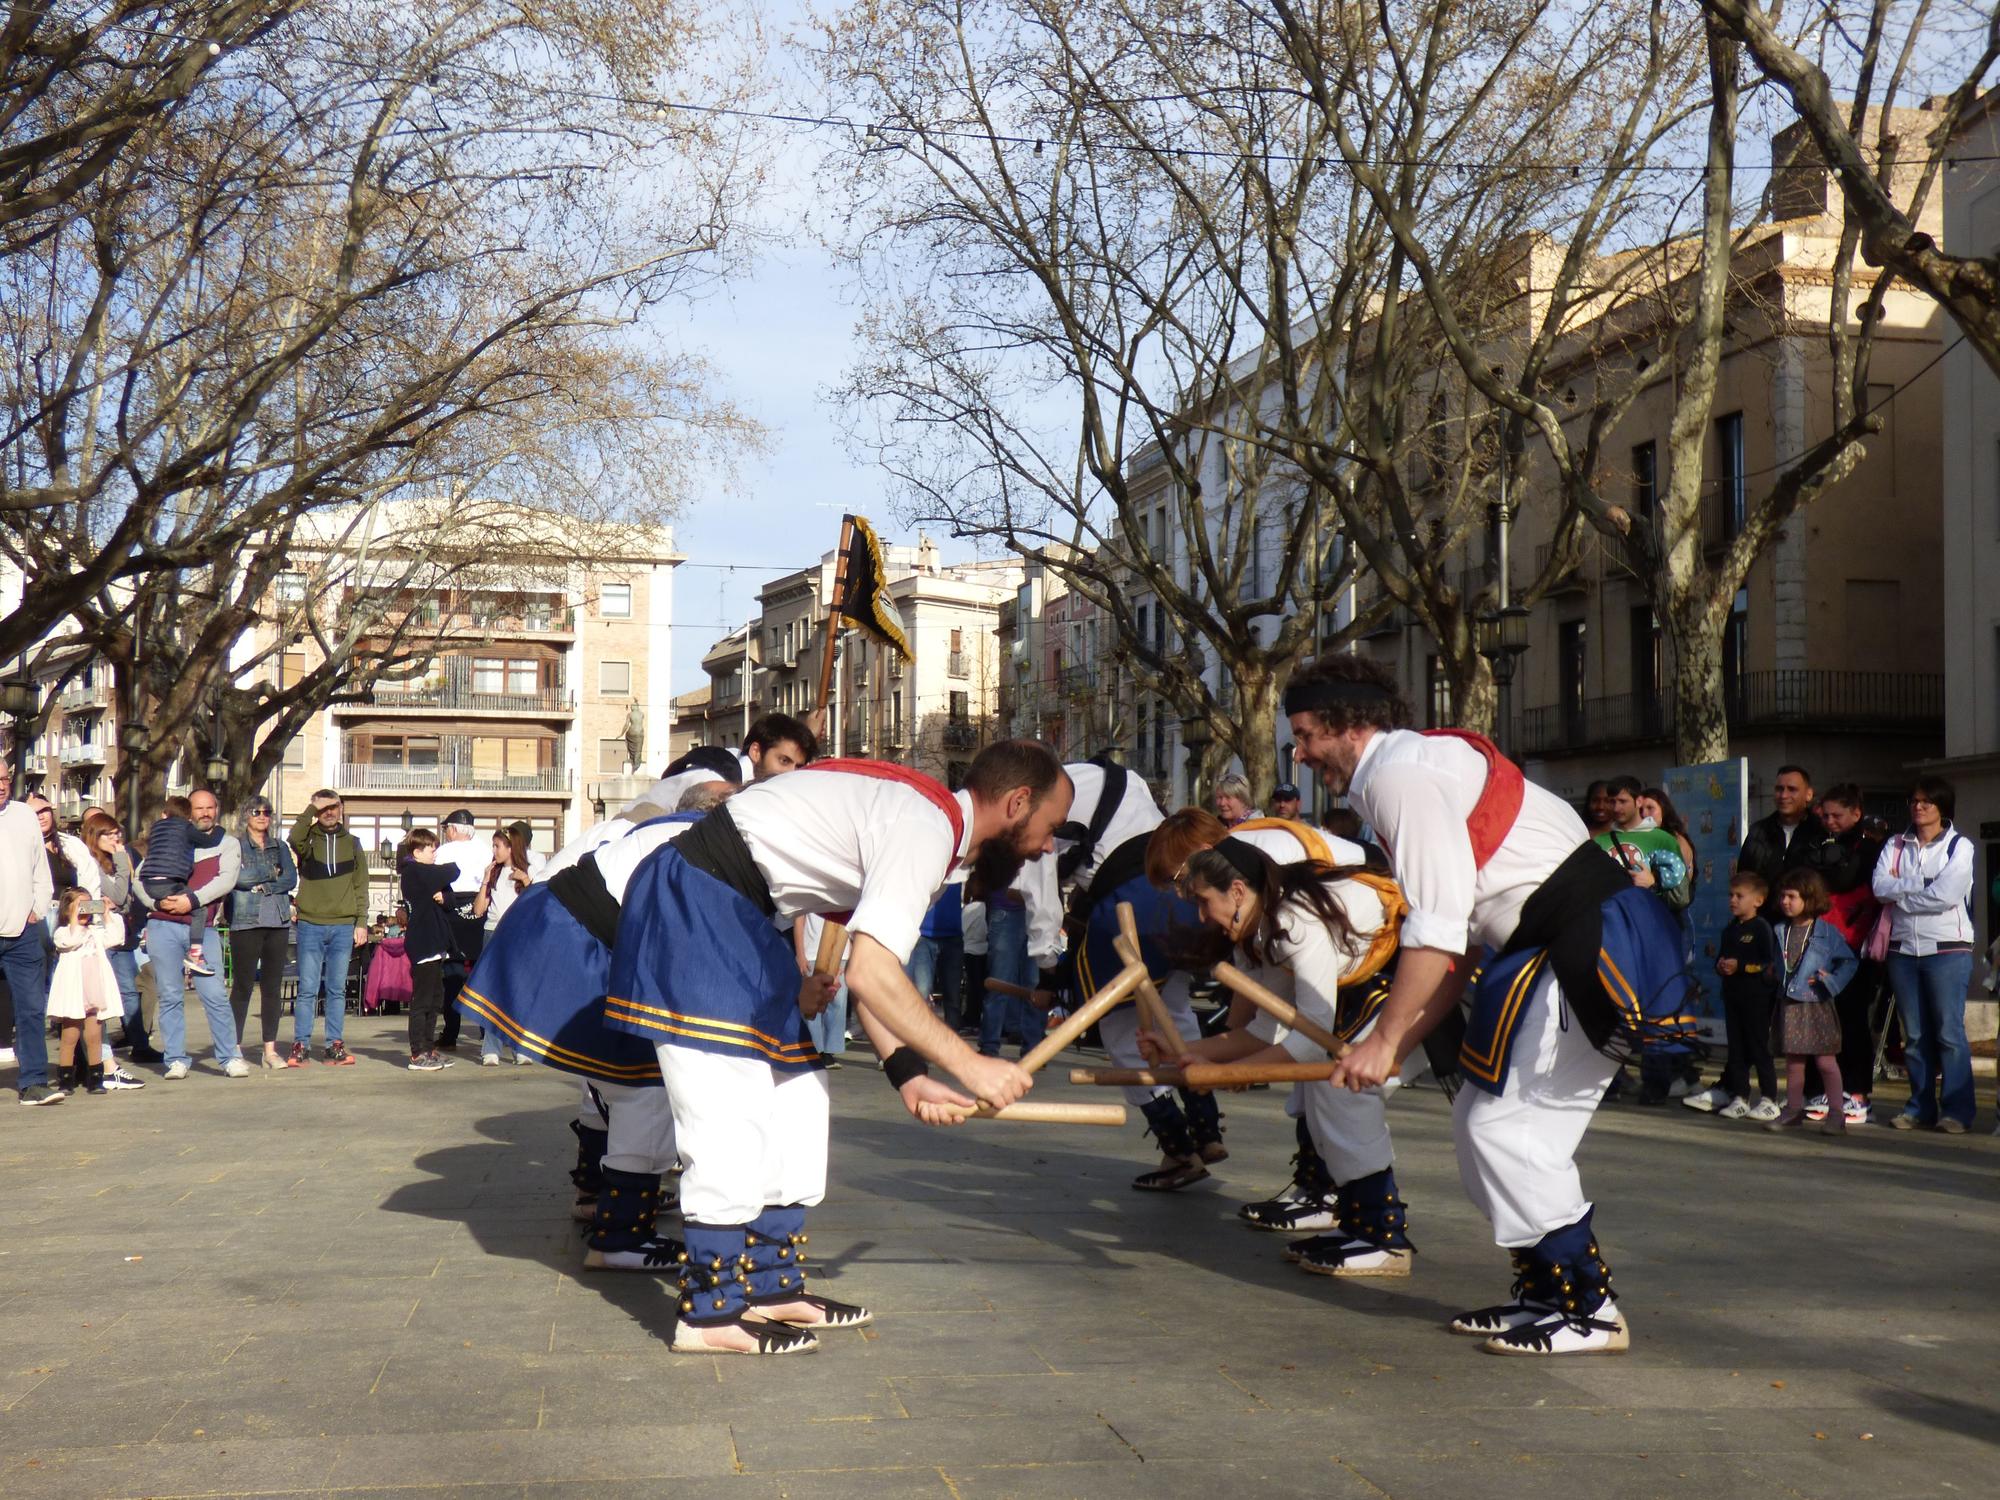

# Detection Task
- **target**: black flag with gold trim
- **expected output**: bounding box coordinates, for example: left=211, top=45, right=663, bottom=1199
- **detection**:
left=835, top=514, right=912, bottom=660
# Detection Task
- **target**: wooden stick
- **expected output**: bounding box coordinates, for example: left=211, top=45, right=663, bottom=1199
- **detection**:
left=1111, top=929, right=1182, bottom=1046
left=983, top=975, right=1036, bottom=1000
left=1070, top=1062, right=1339, bottom=1088
left=1210, top=962, right=1348, bottom=1057
left=943, top=1101, right=1128, bottom=1126
left=812, top=920, right=848, bottom=977
left=1016, top=960, right=1149, bottom=1077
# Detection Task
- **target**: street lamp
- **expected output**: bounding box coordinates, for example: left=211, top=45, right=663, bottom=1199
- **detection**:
left=202, top=750, right=230, bottom=788
left=1180, top=711, right=1213, bottom=804
left=1478, top=604, right=1531, bottom=751
left=1, top=676, right=37, bottom=780
left=400, top=808, right=415, bottom=832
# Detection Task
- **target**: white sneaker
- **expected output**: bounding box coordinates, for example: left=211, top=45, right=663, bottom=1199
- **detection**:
left=511, top=1052, right=534, bottom=1066
left=103, top=1068, right=146, bottom=1091
left=1803, top=1093, right=1830, bottom=1121
left=0, top=1046, right=16, bottom=1064
left=163, top=1060, right=190, bottom=1081
left=1843, top=1096, right=1870, bottom=1126
left=480, top=1054, right=501, bottom=1067
left=1681, top=1086, right=1731, bottom=1113
left=1717, top=1095, right=1752, bottom=1120
left=1747, top=1097, right=1782, bottom=1123
left=223, top=1058, right=251, bottom=1078
left=1484, top=1301, right=1630, bottom=1356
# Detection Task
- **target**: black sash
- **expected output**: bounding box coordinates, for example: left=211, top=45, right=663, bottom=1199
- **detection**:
left=547, top=854, right=621, bottom=949
left=666, top=804, right=777, bottom=918
left=1496, top=841, right=1631, bottom=1050
left=1055, top=758, right=1129, bottom=886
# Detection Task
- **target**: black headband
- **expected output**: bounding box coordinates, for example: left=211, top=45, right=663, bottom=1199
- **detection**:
left=1209, top=836, right=1268, bottom=886
left=1283, top=676, right=1396, bottom=716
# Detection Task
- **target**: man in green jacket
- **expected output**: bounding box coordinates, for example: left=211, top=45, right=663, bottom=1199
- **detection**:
left=288, top=790, right=371, bottom=1067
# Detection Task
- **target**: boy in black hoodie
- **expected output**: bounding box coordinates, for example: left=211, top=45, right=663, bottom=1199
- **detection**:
left=1688, top=872, right=1783, bottom=1120
left=396, top=828, right=460, bottom=1071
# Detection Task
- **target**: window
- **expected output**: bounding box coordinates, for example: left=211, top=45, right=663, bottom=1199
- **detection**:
left=506, top=660, right=538, bottom=695
left=1716, top=413, right=1745, bottom=539
left=367, top=735, right=439, bottom=768
left=282, top=733, right=306, bottom=770
left=1630, top=607, right=1664, bottom=738
left=275, top=572, right=306, bottom=606
left=1631, top=441, right=1657, bottom=521
left=949, top=690, right=969, bottom=723
left=473, top=658, right=505, bottom=694
left=600, top=582, right=632, bottom=618
left=598, top=737, right=629, bottom=774
left=1722, top=590, right=1749, bottom=711
left=600, top=660, right=631, bottom=696
left=1558, top=621, right=1587, bottom=743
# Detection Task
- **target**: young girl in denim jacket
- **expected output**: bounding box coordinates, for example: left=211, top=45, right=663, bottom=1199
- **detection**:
left=1768, top=869, right=1858, bottom=1135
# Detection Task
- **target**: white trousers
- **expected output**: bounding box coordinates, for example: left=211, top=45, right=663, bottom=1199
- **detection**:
left=599, top=1082, right=678, bottom=1176
left=1097, top=974, right=1203, bottom=1107
left=1453, top=970, right=1616, bottom=1248
left=1295, top=1013, right=1415, bottom=1183
left=655, top=1045, right=830, bottom=1225
left=576, top=1080, right=608, bottom=1132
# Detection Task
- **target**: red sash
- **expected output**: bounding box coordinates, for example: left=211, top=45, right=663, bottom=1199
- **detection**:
left=1419, top=730, right=1524, bottom=871
left=799, top=758, right=966, bottom=850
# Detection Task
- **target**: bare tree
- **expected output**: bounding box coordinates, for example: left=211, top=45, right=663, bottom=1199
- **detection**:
left=1701, top=0, right=2000, bottom=378
left=815, top=0, right=1606, bottom=797
left=0, top=0, right=757, bottom=674
left=1282, top=0, right=1922, bottom=761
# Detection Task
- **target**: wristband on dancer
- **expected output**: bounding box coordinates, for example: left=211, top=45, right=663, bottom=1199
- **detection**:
left=882, top=1046, right=930, bottom=1090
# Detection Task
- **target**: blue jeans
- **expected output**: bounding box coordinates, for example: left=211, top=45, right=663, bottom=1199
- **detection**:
left=107, top=947, right=142, bottom=1035
left=294, top=921, right=353, bottom=1048
left=1884, top=949, right=1976, bottom=1126
left=978, top=903, right=1045, bottom=1058
left=2, top=926, right=51, bottom=1087
left=147, top=920, right=239, bottom=1068
left=907, top=935, right=965, bottom=1025
left=807, top=980, right=850, bottom=1056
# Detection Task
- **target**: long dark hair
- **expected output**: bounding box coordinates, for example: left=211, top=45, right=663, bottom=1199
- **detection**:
left=1179, top=842, right=1362, bottom=969
left=490, top=828, right=531, bottom=893
left=1640, top=786, right=1689, bottom=843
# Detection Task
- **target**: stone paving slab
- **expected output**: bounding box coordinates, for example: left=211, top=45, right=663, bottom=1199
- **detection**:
left=3, top=1011, right=1997, bottom=1498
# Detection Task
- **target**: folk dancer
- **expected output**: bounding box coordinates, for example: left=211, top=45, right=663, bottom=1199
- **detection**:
left=1024, top=761, right=1217, bottom=1189
left=1293, top=655, right=1695, bottom=1355
left=603, top=743, right=1072, bottom=1356
left=1147, top=808, right=1369, bottom=1227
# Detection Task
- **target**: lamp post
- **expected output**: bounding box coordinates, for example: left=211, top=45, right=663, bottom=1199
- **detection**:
left=1180, top=710, right=1213, bottom=805
left=202, top=750, right=230, bottom=793
left=1478, top=605, right=1531, bottom=752
left=1, top=676, right=36, bottom=782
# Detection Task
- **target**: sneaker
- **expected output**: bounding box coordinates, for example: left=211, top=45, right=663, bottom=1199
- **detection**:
left=1890, top=1112, right=1921, bottom=1131
left=1938, top=1118, right=1968, bottom=1135
left=163, top=1060, right=190, bottom=1081
left=511, top=1051, right=535, bottom=1066
left=103, top=1067, right=145, bottom=1091
left=17, top=1083, right=63, bottom=1106
left=1665, top=1075, right=1696, bottom=1099
left=582, top=1236, right=686, bottom=1274
left=0, top=1046, right=16, bottom=1064
left=1843, top=1096, right=1870, bottom=1125
left=1247, top=1196, right=1340, bottom=1233
left=286, top=1042, right=308, bottom=1068
left=430, top=1050, right=455, bottom=1069
left=223, top=1058, right=251, bottom=1078
left=408, top=1054, right=445, bottom=1072
left=1803, top=1093, right=1830, bottom=1121
left=1717, top=1096, right=1752, bottom=1120
left=1746, top=1097, right=1782, bottom=1123
left=1681, top=1086, right=1731, bottom=1114
left=818, top=1052, right=842, bottom=1070
left=480, top=1054, right=501, bottom=1067
left=1484, top=1302, right=1630, bottom=1356
left=322, top=1041, right=355, bottom=1067
left=184, top=956, right=216, bottom=978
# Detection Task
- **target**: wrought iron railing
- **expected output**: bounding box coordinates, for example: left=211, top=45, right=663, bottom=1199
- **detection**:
left=1513, top=671, right=1943, bottom=756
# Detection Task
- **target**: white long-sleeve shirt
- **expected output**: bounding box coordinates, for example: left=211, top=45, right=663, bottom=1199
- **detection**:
left=1345, top=728, right=1584, bottom=955
left=1242, top=874, right=1393, bottom=1060
left=1017, top=763, right=1167, bottom=967
left=0, top=801, right=53, bottom=937
left=1872, top=824, right=1976, bottom=956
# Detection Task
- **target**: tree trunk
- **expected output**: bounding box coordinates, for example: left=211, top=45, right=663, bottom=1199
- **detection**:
left=1443, top=647, right=1496, bottom=735
left=1232, top=664, right=1283, bottom=807
left=1666, top=594, right=1732, bottom=765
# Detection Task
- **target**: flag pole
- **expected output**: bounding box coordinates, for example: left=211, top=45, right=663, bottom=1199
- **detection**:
left=815, top=514, right=854, bottom=716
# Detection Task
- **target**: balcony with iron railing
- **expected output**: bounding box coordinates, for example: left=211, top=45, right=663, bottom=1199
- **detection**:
left=1512, top=671, right=1945, bottom=757
left=59, top=679, right=112, bottom=712
left=358, top=655, right=572, bottom=715
left=60, top=741, right=106, bottom=767
left=337, top=762, right=570, bottom=793
left=941, top=721, right=978, bottom=751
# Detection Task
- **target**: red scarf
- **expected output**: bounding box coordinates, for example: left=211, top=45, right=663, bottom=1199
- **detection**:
left=799, top=759, right=966, bottom=849
left=1419, top=730, right=1525, bottom=871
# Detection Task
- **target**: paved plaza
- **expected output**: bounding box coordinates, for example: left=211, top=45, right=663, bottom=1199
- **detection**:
left=1, top=1013, right=1996, bottom=1500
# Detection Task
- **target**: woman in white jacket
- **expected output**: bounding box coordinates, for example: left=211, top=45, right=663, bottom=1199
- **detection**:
left=1871, top=775, right=1977, bottom=1132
